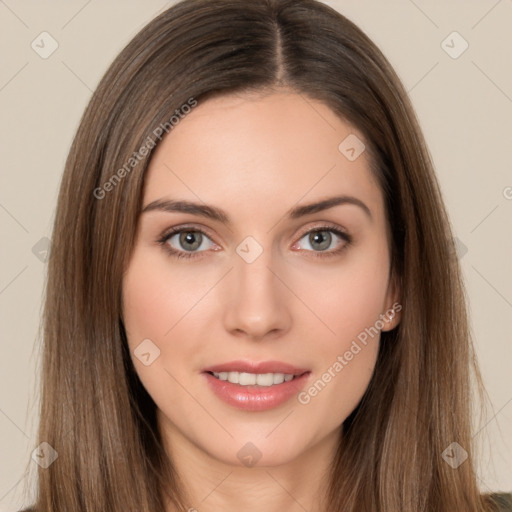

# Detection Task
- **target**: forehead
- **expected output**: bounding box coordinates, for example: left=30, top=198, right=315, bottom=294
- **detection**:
left=143, top=91, right=384, bottom=223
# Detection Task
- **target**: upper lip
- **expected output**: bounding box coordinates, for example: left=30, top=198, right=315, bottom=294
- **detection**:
left=202, top=360, right=310, bottom=375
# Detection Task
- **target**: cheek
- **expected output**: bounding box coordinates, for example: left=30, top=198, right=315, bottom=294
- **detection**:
left=291, top=237, right=390, bottom=348
left=122, top=247, right=209, bottom=343
left=295, top=286, right=383, bottom=427
left=122, top=251, right=200, bottom=415
left=122, top=246, right=224, bottom=389
left=122, top=249, right=188, bottom=383
left=122, top=258, right=171, bottom=343
left=290, top=242, right=388, bottom=415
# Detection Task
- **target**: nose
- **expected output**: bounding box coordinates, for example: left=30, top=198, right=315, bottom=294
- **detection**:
left=222, top=246, right=292, bottom=341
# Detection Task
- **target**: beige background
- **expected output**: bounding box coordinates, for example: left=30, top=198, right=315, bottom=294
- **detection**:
left=1, top=0, right=511, bottom=509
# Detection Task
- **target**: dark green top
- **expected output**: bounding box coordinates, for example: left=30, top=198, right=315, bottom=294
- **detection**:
left=487, top=493, right=512, bottom=511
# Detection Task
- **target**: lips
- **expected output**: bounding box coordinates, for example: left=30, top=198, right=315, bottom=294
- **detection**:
left=203, top=372, right=311, bottom=411
left=202, top=360, right=309, bottom=375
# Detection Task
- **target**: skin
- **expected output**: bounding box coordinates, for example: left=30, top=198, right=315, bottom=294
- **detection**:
left=122, top=89, right=401, bottom=512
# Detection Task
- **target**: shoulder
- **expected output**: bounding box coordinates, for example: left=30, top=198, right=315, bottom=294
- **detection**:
left=486, top=492, right=512, bottom=511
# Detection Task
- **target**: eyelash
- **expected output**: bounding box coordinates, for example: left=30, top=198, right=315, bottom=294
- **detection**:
left=156, top=223, right=352, bottom=260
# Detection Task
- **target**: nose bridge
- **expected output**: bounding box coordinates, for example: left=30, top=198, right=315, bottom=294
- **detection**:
left=235, top=245, right=274, bottom=300
left=222, top=236, right=290, bottom=338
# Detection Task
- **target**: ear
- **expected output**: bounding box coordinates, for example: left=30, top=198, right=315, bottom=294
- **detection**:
left=381, top=270, right=402, bottom=332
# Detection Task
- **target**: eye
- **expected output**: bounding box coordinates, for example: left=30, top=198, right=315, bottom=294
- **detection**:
left=157, top=227, right=217, bottom=259
left=157, top=224, right=352, bottom=261
left=292, top=225, right=352, bottom=257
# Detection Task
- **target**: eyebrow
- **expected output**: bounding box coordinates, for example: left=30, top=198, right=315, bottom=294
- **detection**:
left=141, top=195, right=372, bottom=224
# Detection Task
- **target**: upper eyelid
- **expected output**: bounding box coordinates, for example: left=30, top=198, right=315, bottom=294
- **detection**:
left=159, top=223, right=218, bottom=244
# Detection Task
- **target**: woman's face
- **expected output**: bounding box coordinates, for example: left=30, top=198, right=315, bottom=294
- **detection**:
left=122, top=90, right=400, bottom=468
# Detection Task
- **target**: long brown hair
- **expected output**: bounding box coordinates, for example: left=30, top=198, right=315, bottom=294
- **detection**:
left=25, top=0, right=501, bottom=510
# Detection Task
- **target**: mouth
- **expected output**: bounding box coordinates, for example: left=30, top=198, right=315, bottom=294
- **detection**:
left=201, top=360, right=311, bottom=411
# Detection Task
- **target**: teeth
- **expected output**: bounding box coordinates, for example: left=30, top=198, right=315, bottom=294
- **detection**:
left=211, top=371, right=296, bottom=386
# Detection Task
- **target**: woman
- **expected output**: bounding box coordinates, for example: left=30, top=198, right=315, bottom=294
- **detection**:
left=22, top=0, right=511, bottom=510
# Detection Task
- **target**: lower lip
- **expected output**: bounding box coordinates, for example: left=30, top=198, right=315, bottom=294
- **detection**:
left=203, top=372, right=311, bottom=412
